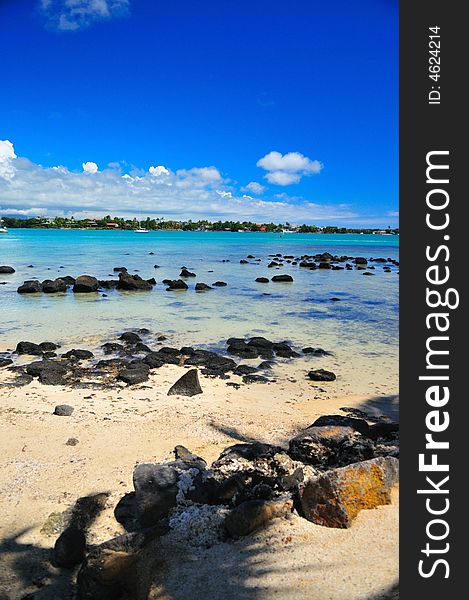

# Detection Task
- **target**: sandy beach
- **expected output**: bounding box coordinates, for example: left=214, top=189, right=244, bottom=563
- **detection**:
left=0, top=358, right=398, bottom=600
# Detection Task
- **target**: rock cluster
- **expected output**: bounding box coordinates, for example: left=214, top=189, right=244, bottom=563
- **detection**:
left=2, top=333, right=314, bottom=389
left=52, top=417, right=398, bottom=597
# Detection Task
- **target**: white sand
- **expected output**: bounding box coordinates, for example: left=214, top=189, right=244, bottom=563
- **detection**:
left=0, top=362, right=398, bottom=599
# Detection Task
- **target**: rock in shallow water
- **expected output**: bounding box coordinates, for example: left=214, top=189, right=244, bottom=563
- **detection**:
left=17, top=280, right=43, bottom=294
left=73, top=275, right=99, bottom=293
left=299, top=456, right=399, bottom=528
left=0, top=265, right=15, bottom=273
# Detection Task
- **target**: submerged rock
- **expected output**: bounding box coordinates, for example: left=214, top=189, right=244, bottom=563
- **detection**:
left=167, top=369, right=203, bottom=396
left=195, top=282, right=212, bottom=291
left=299, top=456, right=399, bottom=528
left=212, top=281, right=227, bottom=287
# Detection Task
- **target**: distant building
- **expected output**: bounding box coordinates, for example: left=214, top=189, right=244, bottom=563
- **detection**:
left=106, top=222, right=119, bottom=228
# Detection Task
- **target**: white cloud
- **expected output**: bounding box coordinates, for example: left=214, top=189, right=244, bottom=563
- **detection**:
left=148, top=165, right=170, bottom=177
left=82, top=161, right=98, bottom=174
left=242, top=181, right=265, bottom=195
left=41, top=0, right=130, bottom=31
left=265, top=171, right=301, bottom=186
left=0, top=139, right=397, bottom=225
left=0, top=140, right=17, bottom=181
left=257, top=150, right=323, bottom=186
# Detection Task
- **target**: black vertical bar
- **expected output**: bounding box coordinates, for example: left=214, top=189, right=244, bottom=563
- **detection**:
left=400, top=1, right=466, bottom=597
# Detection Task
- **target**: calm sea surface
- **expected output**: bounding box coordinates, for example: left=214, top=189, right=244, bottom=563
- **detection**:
left=0, top=230, right=399, bottom=393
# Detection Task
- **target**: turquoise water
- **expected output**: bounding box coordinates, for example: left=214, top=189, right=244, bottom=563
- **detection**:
left=0, top=230, right=398, bottom=393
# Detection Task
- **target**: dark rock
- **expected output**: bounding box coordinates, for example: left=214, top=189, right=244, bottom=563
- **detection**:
left=184, top=350, right=236, bottom=374
left=114, top=492, right=137, bottom=530
left=180, top=268, right=196, bottom=277
left=120, top=332, right=142, bottom=344
left=113, top=267, right=127, bottom=272
left=62, top=349, right=94, bottom=360
left=225, top=497, right=293, bottom=537
left=66, top=438, right=79, bottom=446
left=0, top=265, right=15, bottom=274
left=165, top=279, right=188, bottom=291
left=54, top=404, right=74, bottom=416
left=17, top=280, right=42, bottom=294
left=240, top=259, right=249, bottom=264
left=101, top=342, right=125, bottom=355
left=273, top=342, right=300, bottom=358
left=76, top=529, right=166, bottom=600
left=299, top=457, right=399, bottom=528
left=0, top=357, right=13, bottom=368
left=318, top=262, right=332, bottom=269
left=52, top=525, right=86, bottom=568
left=61, top=276, right=76, bottom=286
left=98, top=280, right=118, bottom=289
left=73, top=275, right=99, bottom=293
left=289, top=425, right=374, bottom=468
left=363, top=271, right=375, bottom=276
left=355, top=257, right=368, bottom=265
left=39, top=341, right=58, bottom=352
left=271, top=274, right=293, bottom=282
left=227, top=340, right=260, bottom=359
left=242, top=374, right=269, bottom=384
left=118, top=363, right=150, bottom=385
left=302, top=347, right=332, bottom=356
left=142, top=352, right=166, bottom=369
left=167, top=369, right=203, bottom=396
left=16, top=341, right=43, bottom=355
left=134, top=342, right=152, bottom=353
left=117, top=272, right=153, bottom=291
left=133, top=463, right=181, bottom=526
left=233, top=365, right=258, bottom=376
left=42, top=278, right=68, bottom=293
left=268, top=261, right=279, bottom=267
left=255, top=277, right=269, bottom=283
left=308, top=369, right=336, bottom=381
left=330, top=297, right=341, bottom=302
left=212, top=281, right=227, bottom=286
left=40, top=368, right=67, bottom=385
left=195, top=282, right=212, bottom=291
left=258, top=360, right=275, bottom=369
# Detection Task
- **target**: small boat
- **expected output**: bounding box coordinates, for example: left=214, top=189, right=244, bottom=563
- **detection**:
left=134, top=221, right=149, bottom=233
left=0, top=219, right=8, bottom=233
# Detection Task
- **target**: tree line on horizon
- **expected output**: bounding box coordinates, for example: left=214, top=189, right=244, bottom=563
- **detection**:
left=1, top=215, right=398, bottom=235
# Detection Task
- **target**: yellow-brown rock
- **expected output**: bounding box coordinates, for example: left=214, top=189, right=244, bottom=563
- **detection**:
left=299, top=456, right=399, bottom=528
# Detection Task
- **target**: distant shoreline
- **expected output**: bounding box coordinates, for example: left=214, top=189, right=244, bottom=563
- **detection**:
left=1, top=227, right=399, bottom=235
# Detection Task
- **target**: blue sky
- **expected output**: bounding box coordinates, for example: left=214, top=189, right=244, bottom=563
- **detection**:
left=0, top=0, right=398, bottom=226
